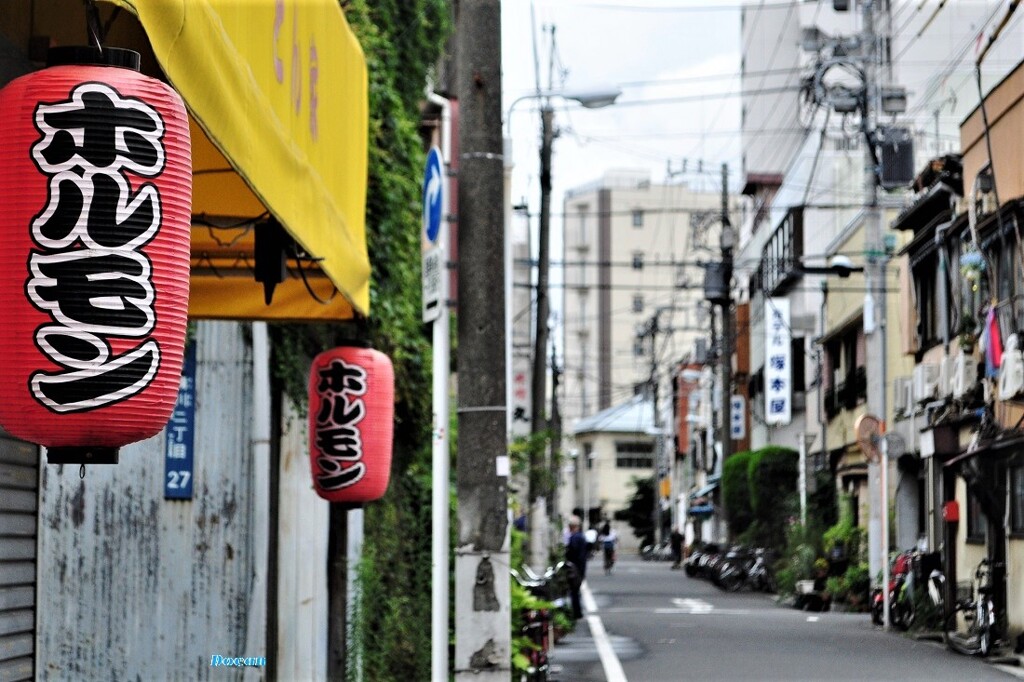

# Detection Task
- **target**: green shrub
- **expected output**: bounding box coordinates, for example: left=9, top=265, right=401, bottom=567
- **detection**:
left=775, top=566, right=797, bottom=596
left=844, top=563, right=870, bottom=604
left=822, top=494, right=864, bottom=562
left=825, top=575, right=849, bottom=602
left=722, top=450, right=754, bottom=535
left=747, top=447, right=798, bottom=549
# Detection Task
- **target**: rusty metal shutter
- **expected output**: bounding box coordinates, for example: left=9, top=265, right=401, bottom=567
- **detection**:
left=0, top=434, right=37, bottom=682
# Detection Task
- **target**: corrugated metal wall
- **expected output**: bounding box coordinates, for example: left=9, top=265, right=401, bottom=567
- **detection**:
left=275, top=403, right=329, bottom=680
left=36, top=322, right=267, bottom=680
left=0, top=432, right=37, bottom=681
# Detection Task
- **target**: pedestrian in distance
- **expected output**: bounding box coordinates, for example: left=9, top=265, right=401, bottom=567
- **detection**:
left=670, top=527, right=684, bottom=569
left=598, top=521, right=617, bottom=575
left=565, top=515, right=588, bottom=619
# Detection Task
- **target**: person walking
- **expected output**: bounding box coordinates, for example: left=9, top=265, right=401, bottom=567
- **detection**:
left=598, top=521, right=617, bottom=575
left=670, top=527, right=684, bottom=569
left=565, top=515, right=588, bottom=620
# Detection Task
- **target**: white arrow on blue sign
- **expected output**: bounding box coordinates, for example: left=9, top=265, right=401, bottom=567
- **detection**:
left=422, top=147, right=446, bottom=323
left=423, top=147, right=444, bottom=245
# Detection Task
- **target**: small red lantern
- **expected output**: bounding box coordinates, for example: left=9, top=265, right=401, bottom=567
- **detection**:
left=943, top=500, right=960, bottom=523
left=0, top=47, right=191, bottom=462
left=308, top=346, right=394, bottom=503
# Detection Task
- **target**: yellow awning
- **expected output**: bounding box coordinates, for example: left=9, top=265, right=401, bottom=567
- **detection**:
left=104, top=0, right=370, bottom=320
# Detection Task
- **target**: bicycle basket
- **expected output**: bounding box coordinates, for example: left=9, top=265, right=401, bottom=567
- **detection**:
left=956, top=581, right=973, bottom=603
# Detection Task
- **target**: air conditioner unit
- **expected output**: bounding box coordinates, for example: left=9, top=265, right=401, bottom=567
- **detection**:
left=912, top=363, right=939, bottom=402
left=999, top=334, right=1024, bottom=400
left=936, top=355, right=955, bottom=399
left=952, top=351, right=979, bottom=399
left=892, top=376, right=912, bottom=416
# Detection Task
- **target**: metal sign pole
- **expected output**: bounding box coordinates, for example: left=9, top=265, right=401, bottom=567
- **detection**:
left=423, top=144, right=451, bottom=682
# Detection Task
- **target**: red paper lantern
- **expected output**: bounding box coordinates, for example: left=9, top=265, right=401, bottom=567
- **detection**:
left=0, top=47, right=191, bottom=459
left=308, top=346, right=394, bottom=503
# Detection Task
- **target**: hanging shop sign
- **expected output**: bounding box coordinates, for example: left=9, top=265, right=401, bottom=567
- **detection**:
left=0, top=47, right=192, bottom=462
left=764, top=298, right=792, bottom=425
left=308, top=346, right=394, bottom=504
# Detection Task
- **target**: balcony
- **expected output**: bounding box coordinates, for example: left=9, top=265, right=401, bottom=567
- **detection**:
left=753, top=206, right=804, bottom=296
left=824, top=367, right=867, bottom=420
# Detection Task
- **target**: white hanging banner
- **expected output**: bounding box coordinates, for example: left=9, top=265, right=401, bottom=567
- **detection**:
left=764, top=298, right=792, bottom=425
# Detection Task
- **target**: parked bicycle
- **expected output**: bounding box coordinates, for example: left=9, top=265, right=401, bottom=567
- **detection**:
left=686, top=544, right=777, bottom=593
left=511, top=561, right=573, bottom=681
left=944, top=558, right=999, bottom=657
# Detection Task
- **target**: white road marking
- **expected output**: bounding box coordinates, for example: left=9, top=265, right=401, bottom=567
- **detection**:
left=582, top=581, right=628, bottom=682
left=806, top=616, right=819, bottom=622
left=672, top=597, right=714, bottom=614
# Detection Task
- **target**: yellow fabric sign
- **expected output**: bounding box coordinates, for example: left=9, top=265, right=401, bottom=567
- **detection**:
left=105, top=0, right=370, bottom=317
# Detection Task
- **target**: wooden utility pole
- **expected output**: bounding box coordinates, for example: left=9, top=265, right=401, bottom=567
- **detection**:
left=454, top=0, right=510, bottom=679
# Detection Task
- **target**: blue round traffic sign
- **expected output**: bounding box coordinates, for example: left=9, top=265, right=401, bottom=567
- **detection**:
left=423, top=147, right=444, bottom=244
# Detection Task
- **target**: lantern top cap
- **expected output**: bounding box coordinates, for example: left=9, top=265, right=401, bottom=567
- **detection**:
left=47, top=46, right=141, bottom=72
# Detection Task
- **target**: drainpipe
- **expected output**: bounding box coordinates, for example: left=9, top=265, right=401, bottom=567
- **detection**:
left=936, top=222, right=950, bottom=353
left=818, top=282, right=828, bottom=481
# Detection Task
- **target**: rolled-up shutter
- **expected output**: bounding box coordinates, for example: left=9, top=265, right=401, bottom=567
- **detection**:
left=0, top=433, right=36, bottom=681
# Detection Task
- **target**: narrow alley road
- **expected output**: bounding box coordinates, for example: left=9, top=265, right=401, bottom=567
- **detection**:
left=550, top=556, right=1023, bottom=682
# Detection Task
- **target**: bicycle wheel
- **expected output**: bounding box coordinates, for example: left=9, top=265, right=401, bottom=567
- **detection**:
left=978, top=598, right=993, bottom=657
left=718, top=564, right=744, bottom=592
left=944, top=603, right=982, bottom=656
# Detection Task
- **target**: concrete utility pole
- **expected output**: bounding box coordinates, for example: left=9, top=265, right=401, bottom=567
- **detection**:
left=860, top=0, right=888, bottom=607
left=454, top=0, right=510, bottom=678
left=718, top=163, right=734, bottom=538
left=642, top=310, right=665, bottom=547
left=527, top=105, right=554, bottom=564
left=548, top=344, right=562, bottom=524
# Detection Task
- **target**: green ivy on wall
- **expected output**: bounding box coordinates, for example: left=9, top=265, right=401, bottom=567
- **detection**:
left=270, top=1, right=452, bottom=679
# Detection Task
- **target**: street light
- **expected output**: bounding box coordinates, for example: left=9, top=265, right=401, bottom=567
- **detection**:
left=504, top=86, right=619, bottom=566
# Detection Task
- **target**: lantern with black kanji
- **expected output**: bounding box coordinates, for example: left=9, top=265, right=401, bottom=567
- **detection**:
left=0, top=47, right=192, bottom=463
left=309, top=346, right=395, bottom=503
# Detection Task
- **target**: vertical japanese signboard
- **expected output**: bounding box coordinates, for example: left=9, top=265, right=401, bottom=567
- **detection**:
left=510, top=356, right=532, bottom=438
left=764, top=298, right=792, bottom=425
left=164, top=343, right=196, bottom=499
left=730, top=394, right=746, bottom=440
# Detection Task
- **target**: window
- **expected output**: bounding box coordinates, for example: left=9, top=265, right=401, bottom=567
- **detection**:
left=632, top=251, right=644, bottom=270
left=966, top=491, right=987, bottom=543
left=632, top=209, right=644, bottom=227
left=615, top=441, right=654, bottom=469
left=632, top=294, right=644, bottom=313
left=791, top=337, right=806, bottom=393
left=633, top=339, right=645, bottom=357
left=576, top=204, right=589, bottom=246
left=912, top=252, right=940, bottom=350
left=584, top=443, right=593, bottom=470
left=824, top=326, right=865, bottom=418
left=1011, top=466, right=1024, bottom=535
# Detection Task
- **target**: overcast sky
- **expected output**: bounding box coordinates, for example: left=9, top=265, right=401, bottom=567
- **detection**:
left=501, top=0, right=744, bottom=212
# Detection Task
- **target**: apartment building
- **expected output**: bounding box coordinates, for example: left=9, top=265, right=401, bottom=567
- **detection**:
left=559, top=169, right=729, bottom=525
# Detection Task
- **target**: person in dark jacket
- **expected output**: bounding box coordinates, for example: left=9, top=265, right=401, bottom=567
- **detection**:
left=565, top=515, right=588, bottom=619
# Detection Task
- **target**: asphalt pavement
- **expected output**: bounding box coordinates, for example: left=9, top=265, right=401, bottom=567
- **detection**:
left=549, top=555, right=1024, bottom=682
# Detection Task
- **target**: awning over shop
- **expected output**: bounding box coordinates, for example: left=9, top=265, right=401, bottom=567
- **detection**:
left=104, top=0, right=370, bottom=320
left=689, top=481, right=719, bottom=500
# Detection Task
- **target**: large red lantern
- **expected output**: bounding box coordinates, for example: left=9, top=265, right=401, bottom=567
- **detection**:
left=0, top=47, right=191, bottom=462
left=308, top=346, right=394, bottom=504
